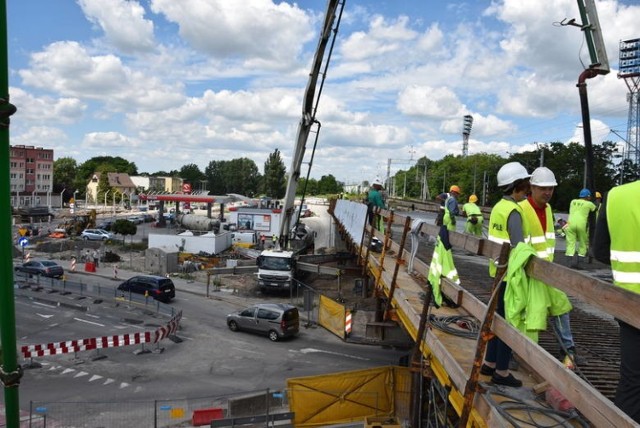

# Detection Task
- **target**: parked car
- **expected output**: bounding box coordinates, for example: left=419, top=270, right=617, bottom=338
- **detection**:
left=117, top=275, right=176, bottom=303
left=80, top=229, right=113, bottom=241
left=96, top=220, right=114, bottom=231
left=15, top=260, right=64, bottom=278
left=126, top=216, right=143, bottom=224
left=226, top=303, right=299, bottom=341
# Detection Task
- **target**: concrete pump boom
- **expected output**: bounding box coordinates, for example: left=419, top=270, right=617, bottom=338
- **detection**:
left=278, top=0, right=344, bottom=249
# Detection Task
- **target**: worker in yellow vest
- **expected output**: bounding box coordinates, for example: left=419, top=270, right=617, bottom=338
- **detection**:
left=482, top=161, right=530, bottom=388
left=520, top=167, right=581, bottom=368
left=594, top=180, right=640, bottom=423
left=565, top=188, right=596, bottom=258
left=462, top=194, right=483, bottom=237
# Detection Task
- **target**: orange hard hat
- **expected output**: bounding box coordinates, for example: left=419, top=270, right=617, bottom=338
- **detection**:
left=449, top=185, right=461, bottom=194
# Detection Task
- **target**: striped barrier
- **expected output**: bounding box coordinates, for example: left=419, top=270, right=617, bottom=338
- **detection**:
left=21, top=311, right=183, bottom=359
left=21, top=332, right=152, bottom=358
left=70, top=257, right=77, bottom=272
left=345, top=310, right=352, bottom=336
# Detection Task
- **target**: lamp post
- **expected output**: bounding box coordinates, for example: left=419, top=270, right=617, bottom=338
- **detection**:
left=31, top=190, right=36, bottom=206
left=46, top=191, right=51, bottom=210
left=104, top=190, right=110, bottom=212
left=112, top=190, right=118, bottom=215
left=60, top=188, right=66, bottom=209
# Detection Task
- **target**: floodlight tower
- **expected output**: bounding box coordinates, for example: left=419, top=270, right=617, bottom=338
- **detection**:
left=618, top=38, right=640, bottom=174
left=462, top=115, right=473, bottom=157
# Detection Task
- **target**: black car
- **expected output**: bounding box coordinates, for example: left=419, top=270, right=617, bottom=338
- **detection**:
left=117, top=275, right=176, bottom=303
left=15, top=260, right=64, bottom=278
left=96, top=220, right=114, bottom=231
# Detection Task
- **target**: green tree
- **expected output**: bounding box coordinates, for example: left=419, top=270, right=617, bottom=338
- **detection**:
left=317, top=174, right=342, bottom=194
left=76, top=156, right=138, bottom=194
left=112, top=219, right=137, bottom=245
left=263, top=149, right=287, bottom=199
left=96, top=169, right=112, bottom=207
left=179, top=164, right=206, bottom=190
left=204, top=160, right=226, bottom=195
left=204, top=158, right=261, bottom=196
left=53, top=157, right=78, bottom=199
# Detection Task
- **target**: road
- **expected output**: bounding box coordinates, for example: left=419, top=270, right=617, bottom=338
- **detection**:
left=5, top=273, right=408, bottom=417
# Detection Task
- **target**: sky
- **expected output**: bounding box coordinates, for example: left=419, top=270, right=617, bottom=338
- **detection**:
left=7, top=0, right=640, bottom=184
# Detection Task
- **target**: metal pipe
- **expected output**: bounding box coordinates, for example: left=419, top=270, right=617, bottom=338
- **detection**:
left=0, top=0, right=22, bottom=423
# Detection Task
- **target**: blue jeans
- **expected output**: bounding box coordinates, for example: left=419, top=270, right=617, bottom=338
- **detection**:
left=550, top=313, right=575, bottom=351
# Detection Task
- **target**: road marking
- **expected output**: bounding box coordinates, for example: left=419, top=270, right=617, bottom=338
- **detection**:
left=49, top=323, right=59, bottom=327
left=36, top=313, right=54, bottom=319
left=119, top=382, right=130, bottom=389
left=73, top=317, right=105, bottom=327
left=62, top=368, right=75, bottom=375
left=33, top=302, right=56, bottom=308
left=297, top=348, right=369, bottom=361
left=74, top=371, right=89, bottom=378
left=85, top=313, right=101, bottom=319
left=89, top=375, right=103, bottom=382
left=104, top=379, right=115, bottom=385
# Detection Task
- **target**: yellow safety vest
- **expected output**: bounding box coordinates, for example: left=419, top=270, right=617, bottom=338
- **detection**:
left=487, top=198, right=527, bottom=277
left=607, top=181, right=640, bottom=294
left=520, top=200, right=556, bottom=261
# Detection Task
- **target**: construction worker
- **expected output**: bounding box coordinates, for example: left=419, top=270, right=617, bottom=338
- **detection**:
left=462, top=194, right=483, bottom=237
left=594, top=180, right=640, bottom=423
left=482, top=161, right=530, bottom=388
left=367, top=178, right=386, bottom=231
left=434, top=191, right=449, bottom=226
left=520, top=167, right=581, bottom=367
left=442, top=185, right=461, bottom=232
left=594, top=191, right=602, bottom=215
left=564, top=188, right=596, bottom=259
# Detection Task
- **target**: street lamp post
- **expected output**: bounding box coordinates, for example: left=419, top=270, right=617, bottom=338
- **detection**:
left=60, top=188, right=66, bottom=209
left=104, top=190, right=110, bottom=212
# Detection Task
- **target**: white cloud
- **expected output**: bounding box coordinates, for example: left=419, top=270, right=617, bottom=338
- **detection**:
left=397, top=85, right=463, bottom=119
left=150, top=0, right=313, bottom=69
left=78, top=0, right=156, bottom=54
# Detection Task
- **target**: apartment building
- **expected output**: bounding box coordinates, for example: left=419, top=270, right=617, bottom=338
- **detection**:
left=10, top=145, right=54, bottom=207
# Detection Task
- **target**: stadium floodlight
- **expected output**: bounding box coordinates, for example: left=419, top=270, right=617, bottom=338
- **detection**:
left=619, top=38, right=640, bottom=79
left=462, top=115, right=473, bottom=157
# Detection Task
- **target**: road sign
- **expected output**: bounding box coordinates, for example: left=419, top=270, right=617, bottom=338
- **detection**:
left=18, top=237, right=29, bottom=247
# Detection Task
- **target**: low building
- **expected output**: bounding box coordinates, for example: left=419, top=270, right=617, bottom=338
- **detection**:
left=86, top=172, right=136, bottom=206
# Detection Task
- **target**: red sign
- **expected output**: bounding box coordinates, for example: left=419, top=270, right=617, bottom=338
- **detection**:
left=182, top=183, right=192, bottom=194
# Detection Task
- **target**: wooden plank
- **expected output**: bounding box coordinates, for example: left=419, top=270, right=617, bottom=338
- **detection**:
left=527, top=257, right=640, bottom=330
left=371, top=246, right=636, bottom=427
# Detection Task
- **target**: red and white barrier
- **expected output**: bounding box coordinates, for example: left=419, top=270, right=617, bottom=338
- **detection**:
left=21, top=332, right=152, bottom=358
left=113, top=265, right=118, bottom=279
left=70, top=258, right=77, bottom=272
left=21, top=311, right=183, bottom=359
left=345, top=310, right=352, bottom=336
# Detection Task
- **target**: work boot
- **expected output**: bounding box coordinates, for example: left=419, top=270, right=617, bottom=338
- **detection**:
left=564, top=347, right=587, bottom=367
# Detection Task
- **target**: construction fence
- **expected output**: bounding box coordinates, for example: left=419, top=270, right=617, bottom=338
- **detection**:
left=18, top=389, right=289, bottom=428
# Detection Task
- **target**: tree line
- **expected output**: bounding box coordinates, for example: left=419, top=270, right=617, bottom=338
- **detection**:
left=52, top=149, right=343, bottom=205
left=52, top=141, right=638, bottom=212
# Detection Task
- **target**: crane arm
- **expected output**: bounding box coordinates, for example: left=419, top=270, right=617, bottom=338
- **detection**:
left=278, top=0, right=344, bottom=249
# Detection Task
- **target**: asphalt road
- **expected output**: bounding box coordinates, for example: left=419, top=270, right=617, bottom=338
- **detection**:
left=5, top=271, right=407, bottom=419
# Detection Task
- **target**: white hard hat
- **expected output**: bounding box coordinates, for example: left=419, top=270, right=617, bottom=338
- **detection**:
left=530, top=167, right=557, bottom=186
left=372, top=178, right=383, bottom=186
left=497, top=162, right=530, bottom=187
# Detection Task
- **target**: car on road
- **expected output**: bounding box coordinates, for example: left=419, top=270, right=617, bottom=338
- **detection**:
left=15, top=260, right=64, bottom=278
left=226, top=303, right=299, bottom=341
left=126, top=216, right=143, bottom=224
left=81, top=228, right=113, bottom=241
left=96, top=220, right=114, bottom=231
left=117, top=275, right=176, bottom=303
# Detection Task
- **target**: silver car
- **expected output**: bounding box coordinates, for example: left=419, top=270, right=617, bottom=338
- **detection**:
left=81, top=228, right=113, bottom=241
left=227, top=303, right=299, bottom=341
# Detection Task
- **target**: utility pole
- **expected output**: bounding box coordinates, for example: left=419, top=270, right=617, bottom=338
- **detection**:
left=0, top=0, right=22, bottom=424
